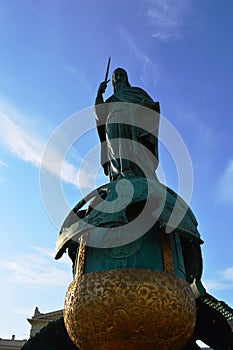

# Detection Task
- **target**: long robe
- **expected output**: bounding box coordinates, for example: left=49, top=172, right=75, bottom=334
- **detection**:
left=94, top=86, right=160, bottom=181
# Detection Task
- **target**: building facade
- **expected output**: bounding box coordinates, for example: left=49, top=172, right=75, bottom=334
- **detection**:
left=0, top=336, right=26, bottom=350
left=0, top=307, right=62, bottom=350
left=27, top=307, right=63, bottom=338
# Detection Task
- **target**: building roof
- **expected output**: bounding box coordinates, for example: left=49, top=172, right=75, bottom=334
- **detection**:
left=0, top=337, right=27, bottom=350
left=27, top=307, right=63, bottom=325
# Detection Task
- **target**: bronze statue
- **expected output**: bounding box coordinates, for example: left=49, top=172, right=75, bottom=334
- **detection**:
left=56, top=65, right=233, bottom=350
left=94, top=67, right=160, bottom=181
left=22, top=62, right=233, bottom=350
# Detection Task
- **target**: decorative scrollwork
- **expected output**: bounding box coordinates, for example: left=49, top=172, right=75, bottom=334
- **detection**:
left=64, top=269, right=196, bottom=350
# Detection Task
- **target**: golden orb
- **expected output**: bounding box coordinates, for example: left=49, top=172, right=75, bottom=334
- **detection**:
left=64, top=269, right=196, bottom=350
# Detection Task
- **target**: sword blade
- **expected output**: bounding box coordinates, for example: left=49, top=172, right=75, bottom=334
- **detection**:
left=104, top=57, right=111, bottom=82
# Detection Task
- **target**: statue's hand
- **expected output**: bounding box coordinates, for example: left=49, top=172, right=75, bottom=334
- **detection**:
left=98, top=80, right=110, bottom=94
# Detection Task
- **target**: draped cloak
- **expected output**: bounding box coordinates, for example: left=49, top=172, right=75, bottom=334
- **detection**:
left=94, top=86, right=160, bottom=181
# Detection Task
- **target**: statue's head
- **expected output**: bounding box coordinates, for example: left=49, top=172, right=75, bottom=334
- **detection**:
left=112, top=68, right=131, bottom=93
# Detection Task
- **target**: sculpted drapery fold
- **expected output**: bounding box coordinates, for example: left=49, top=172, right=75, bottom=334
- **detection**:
left=94, top=68, right=160, bottom=181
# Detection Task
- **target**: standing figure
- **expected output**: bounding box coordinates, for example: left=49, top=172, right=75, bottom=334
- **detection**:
left=94, top=68, right=160, bottom=181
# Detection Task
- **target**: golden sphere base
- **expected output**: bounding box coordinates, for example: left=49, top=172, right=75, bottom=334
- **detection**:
left=64, top=269, right=196, bottom=350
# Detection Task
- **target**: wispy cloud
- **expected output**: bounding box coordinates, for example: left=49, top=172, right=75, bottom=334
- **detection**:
left=66, top=65, right=79, bottom=76
left=0, top=112, right=43, bottom=166
left=216, top=160, right=233, bottom=203
left=175, top=107, right=215, bottom=151
left=221, top=267, right=233, bottom=281
left=119, top=28, right=160, bottom=86
left=0, top=158, right=8, bottom=167
left=204, top=266, right=233, bottom=292
left=64, top=65, right=92, bottom=95
left=141, top=0, right=196, bottom=42
left=2, top=246, right=71, bottom=287
left=33, top=246, right=70, bottom=265
left=0, top=99, right=95, bottom=189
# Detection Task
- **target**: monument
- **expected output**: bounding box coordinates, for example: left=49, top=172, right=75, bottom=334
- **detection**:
left=55, top=62, right=233, bottom=349
left=22, top=61, right=233, bottom=350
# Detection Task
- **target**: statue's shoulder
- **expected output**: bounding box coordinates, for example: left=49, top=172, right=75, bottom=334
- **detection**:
left=131, top=86, right=155, bottom=102
left=130, top=86, right=149, bottom=95
left=132, top=86, right=146, bottom=91
left=105, top=95, right=119, bottom=103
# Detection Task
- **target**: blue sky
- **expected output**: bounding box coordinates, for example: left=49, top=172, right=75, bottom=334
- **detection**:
left=0, top=0, right=233, bottom=344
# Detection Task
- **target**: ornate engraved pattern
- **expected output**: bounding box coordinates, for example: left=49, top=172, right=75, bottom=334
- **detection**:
left=74, top=232, right=88, bottom=279
left=64, top=269, right=196, bottom=350
left=161, top=231, right=174, bottom=274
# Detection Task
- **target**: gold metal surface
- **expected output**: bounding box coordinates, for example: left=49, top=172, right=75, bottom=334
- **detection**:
left=161, top=231, right=174, bottom=274
left=64, top=269, right=196, bottom=350
left=74, top=232, right=88, bottom=279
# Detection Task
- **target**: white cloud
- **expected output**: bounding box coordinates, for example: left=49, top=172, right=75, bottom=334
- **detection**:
left=2, top=246, right=71, bottom=287
left=221, top=267, right=233, bottom=282
left=33, top=246, right=70, bottom=265
left=141, top=0, right=195, bottom=41
left=4, top=260, right=69, bottom=287
left=0, top=112, right=43, bottom=165
left=0, top=158, right=8, bottom=167
left=66, top=65, right=79, bottom=76
left=119, top=28, right=160, bottom=86
left=77, top=167, right=96, bottom=190
left=203, top=266, right=233, bottom=292
left=204, top=279, right=229, bottom=292
left=0, top=99, right=94, bottom=188
left=64, top=65, right=92, bottom=95
left=217, top=160, right=233, bottom=203
left=175, top=107, right=215, bottom=151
